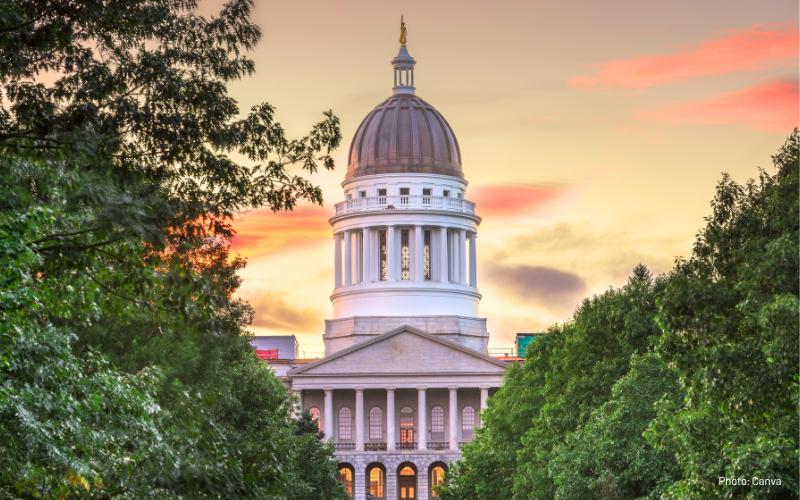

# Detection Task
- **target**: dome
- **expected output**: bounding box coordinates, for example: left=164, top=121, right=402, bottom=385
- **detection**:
left=346, top=93, right=463, bottom=180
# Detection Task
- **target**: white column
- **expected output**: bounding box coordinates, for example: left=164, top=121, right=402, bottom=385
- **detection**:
left=362, top=227, right=370, bottom=283
left=344, top=230, right=352, bottom=286
left=355, top=387, right=364, bottom=451
left=414, top=225, right=424, bottom=281
left=418, top=387, right=427, bottom=450
left=480, top=387, right=489, bottom=429
left=458, top=229, right=467, bottom=285
left=439, top=227, right=448, bottom=282
left=449, top=386, right=458, bottom=450
left=386, top=225, right=395, bottom=281
left=386, top=387, right=396, bottom=450
left=324, top=388, right=334, bottom=442
left=334, top=234, right=342, bottom=288
left=469, top=233, right=477, bottom=287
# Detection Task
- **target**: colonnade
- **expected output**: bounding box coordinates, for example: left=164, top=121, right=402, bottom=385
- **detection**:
left=334, top=226, right=477, bottom=288
left=304, top=386, right=491, bottom=452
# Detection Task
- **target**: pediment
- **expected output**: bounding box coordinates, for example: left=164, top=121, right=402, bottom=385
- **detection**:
left=291, top=325, right=507, bottom=376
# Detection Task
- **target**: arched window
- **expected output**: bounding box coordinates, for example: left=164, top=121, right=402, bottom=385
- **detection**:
left=337, top=463, right=354, bottom=498
left=338, top=407, right=352, bottom=441
left=462, top=406, right=475, bottom=439
left=308, top=406, right=320, bottom=431
left=430, top=406, right=445, bottom=441
left=399, top=406, right=415, bottom=448
left=366, top=463, right=385, bottom=499
left=429, top=462, right=448, bottom=498
left=397, top=463, right=417, bottom=500
left=369, top=406, right=383, bottom=440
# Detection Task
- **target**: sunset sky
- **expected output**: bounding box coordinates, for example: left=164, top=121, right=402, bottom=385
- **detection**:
left=218, top=0, right=798, bottom=355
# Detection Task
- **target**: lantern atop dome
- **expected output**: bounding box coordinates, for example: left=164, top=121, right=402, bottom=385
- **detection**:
left=392, top=16, right=415, bottom=95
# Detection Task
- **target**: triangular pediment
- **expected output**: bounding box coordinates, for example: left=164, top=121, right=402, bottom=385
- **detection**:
left=291, top=326, right=507, bottom=376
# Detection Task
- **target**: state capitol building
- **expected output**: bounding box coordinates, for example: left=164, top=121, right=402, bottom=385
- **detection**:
left=254, top=21, right=525, bottom=500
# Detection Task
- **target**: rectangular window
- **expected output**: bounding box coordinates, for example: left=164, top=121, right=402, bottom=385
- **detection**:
left=423, top=230, right=432, bottom=280
left=379, top=230, right=388, bottom=281
left=443, top=190, right=450, bottom=197
left=422, top=188, right=431, bottom=205
left=378, top=188, right=387, bottom=205
left=399, top=187, right=409, bottom=205
left=359, top=190, right=367, bottom=198
left=400, top=229, right=410, bottom=280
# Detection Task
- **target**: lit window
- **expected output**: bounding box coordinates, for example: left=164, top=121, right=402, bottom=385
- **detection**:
left=462, top=406, right=475, bottom=438
left=369, top=407, right=383, bottom=440
left=338, top=464, right=354, bottom=497
left=430, top=464, right=447, bottom=498
left=423, top=230, right=432, bottom=280
left=368, top=465, right=385, bottom=498
left=339, top=407, right=352, bottom=441
left=309, top=406, right=321, bottom=431
left=399, top=406, right=415, bottom=448
left=400, top=229, right=410, bottom=280
left=379, top=230, right=388, bottom=281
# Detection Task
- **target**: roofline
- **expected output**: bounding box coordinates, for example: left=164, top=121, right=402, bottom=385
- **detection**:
left=289, top=324, right=508, bottom=376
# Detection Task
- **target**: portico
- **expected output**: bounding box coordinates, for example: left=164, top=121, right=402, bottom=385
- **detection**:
left=290, top=326, right=505, bottom=500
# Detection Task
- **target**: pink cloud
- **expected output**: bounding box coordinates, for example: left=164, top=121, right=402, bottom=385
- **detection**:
left=231, top=206, right=330, bottom=258
left=471, top=184, right=565, bottom=217
left=638, top=79, right=799, bottom=132
left=571, top=24, right=798, bottom=89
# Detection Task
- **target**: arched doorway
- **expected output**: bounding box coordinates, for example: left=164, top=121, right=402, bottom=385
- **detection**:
left=337, top=463, right=354, bottom=499
left=428, top=462, right=448, bottom=498
left=397, top=463, right=417, bottom=500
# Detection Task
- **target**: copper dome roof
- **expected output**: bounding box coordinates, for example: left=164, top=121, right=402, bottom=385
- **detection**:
left=346, top=93, right=463, bottom=181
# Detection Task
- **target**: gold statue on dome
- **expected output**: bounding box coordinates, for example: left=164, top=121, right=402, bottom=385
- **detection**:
left=400, top=15, right=407, bottom=46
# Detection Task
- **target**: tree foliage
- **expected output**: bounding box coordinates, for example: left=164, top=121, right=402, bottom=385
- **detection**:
left=1, top=0, right=345, bottom=497
left=442, top=131, right=799, bottom=499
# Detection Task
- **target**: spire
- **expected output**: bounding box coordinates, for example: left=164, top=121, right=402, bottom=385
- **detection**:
left=392, top=15, right=415, bottom=95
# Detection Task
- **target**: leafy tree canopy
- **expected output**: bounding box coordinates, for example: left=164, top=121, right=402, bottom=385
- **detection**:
left=1, top=0, right=346, bottom=497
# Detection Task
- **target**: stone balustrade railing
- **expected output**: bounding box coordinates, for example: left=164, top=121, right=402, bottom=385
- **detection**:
left=334, top=195, right=476, bottom=216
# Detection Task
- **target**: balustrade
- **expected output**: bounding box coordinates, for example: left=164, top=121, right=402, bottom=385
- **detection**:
left=334, top=195, right=475, bottom=216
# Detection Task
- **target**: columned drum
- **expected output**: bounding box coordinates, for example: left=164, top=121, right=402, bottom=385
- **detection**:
left=324, top=28, right=488, bottom=357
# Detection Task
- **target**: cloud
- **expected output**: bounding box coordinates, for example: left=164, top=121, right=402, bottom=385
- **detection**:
left=248, top=293, right=323, bottom=332
left=470, top=183, right=565, bottom=217
left=638, top=79, right=799, bottom=132
left=231, top=206, right=330, bottom=258
left=570, top=24, right=798, bottom=89
left=485, top=263, right=586, bottom=309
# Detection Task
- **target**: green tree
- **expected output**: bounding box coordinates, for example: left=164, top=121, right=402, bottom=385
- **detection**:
left=1, top=0, right=345, bottom=496
left=442, top=266, right=666, bottom=499
left=548, top=353, right=682, bottom=499
left=648, top=131, right=799, bottom=498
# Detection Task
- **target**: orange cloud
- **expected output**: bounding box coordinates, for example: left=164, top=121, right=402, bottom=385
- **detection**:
left=471, top=184, right=565, bottom=217
left=638, top=79, right=799, bottom=132
left=248, top=293, right=323, bottom=332
left=571, top=24, right=798, bottom=89
left=231, top=206, right=330, bottom=258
